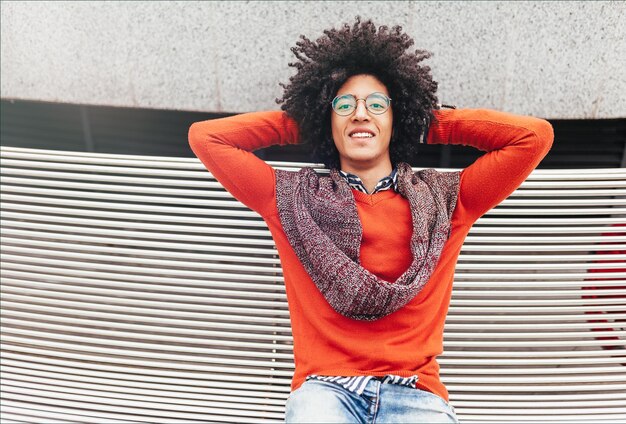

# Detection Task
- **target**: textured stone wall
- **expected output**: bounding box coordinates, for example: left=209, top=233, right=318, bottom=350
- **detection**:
left=1, top=1, right=624, bottom=118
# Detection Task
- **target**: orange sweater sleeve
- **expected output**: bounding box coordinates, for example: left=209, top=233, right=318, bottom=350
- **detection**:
left=188, top=111, right=299, bottom=217
left=427, top=108, right=554, bottom=223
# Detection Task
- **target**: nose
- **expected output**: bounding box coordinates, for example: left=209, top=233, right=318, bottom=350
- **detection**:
left=351, top=99, right=371, bottom=121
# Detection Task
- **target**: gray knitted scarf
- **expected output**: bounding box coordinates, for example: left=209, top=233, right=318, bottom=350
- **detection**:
left=275, top=162, right=461, bottom=321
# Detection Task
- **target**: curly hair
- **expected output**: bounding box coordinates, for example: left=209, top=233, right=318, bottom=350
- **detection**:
left=276, top=16, right=439, bottom=169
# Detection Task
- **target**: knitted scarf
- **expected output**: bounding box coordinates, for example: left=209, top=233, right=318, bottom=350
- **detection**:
left=275, top=162, right=461, bottom=321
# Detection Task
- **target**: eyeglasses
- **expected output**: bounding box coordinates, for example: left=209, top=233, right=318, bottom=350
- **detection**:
left=331, top=92, right=392, bottom=116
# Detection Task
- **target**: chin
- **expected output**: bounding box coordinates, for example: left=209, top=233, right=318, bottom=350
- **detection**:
left=344, top=154, right=382, bottom=165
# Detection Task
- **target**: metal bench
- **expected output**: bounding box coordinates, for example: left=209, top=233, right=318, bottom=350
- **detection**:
left=1, top=146, right=625, bottom=423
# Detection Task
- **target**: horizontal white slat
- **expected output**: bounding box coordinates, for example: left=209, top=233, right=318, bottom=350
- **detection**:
left=450, top=392, right=626, bottom=402
left=450, top=280, right=626, bottom=288
left=3, top=298, right=620, bottom=331
left=2, top=341, right=296, bottom=375
left=5, top=210, right=625, bottom=250
left=4, top=356, right=618, bottom=403
left=1, top=286, right=291, bottom=316
left=2, top=320, right=294, bottom=352
left=441, top=382, right=626, bottom=392
left=3, top=146, right=625, bottom=177
left=463, top=235, right=626, bottom=243
left=1, top=237, right=281, bottom=265
left=5, top=170, right=626, bottom=197
left=441, top=349, right=626, bottom=358
left=452, top=414, right=626, bottom=423
left=459, top=244, right=626, bottom=252
left=5, top=180, right=626, bottom=206
left=2, top=176, right=238, bottom=198
left=2, top=381, right=285, bottom=413
left=459, top=253, right=626, bottom=262
left=0, top=255, right=283, bottom=282
left=0, top=302, right=292, bottom=334
left=1, top=218, right=277, bottom=246
left=5, top=243, right=625, bottom=273
left=1, top=391, right=284, bottom=422
left=0, top=227, right=277, bottom=255
left=482, top=207, right=626, bottom=216
left=4, top=310, right=623, bottom=346
left=452, top=288, right=626, bottom=297
left=452, top=271, right=626, bottom=279
left=476, top=217, right=626, bottom=225
left=2, top=184, right=240, bottom=203
left=0, top=293, right=293, bottom=325
left=7, top=313, right=623, bottom=354
left=4, top=289, right=624, bottom=326
left=1, top=356, right=292, bottom=392
left=1, top=149, right=204, bottom=166
left=1, top=166, right=228, bottom=188
left=6, top=359, right=625, bottom=393
left=2, top=313, right=623, bottom=367
left=4, top=263, right=626, bottom=297
left=0, top=246, right=282, bottom=274
left=444, top=330, right=626, bottom=339
left=2, top=367, right=288, bottom=401
left=455, top=411, right=626, bottom=420
left=468, top=226, right=626, bottom=234
left=501, top=198, right=626, bottom=206
left=3, top=346, right=623, bottom=394
left=5, top=331, right=626, bottom=374
left=0, top=416, right=33, bottom=424
left=0, top=158, right=211, bottom=176
left=1, top=269, right=285, bottom=293
left=438, top=357, right=626, bottom=366
left=4, top=252, right=624, bottom=283
left=1, top=262, right=285, bottom=290
left=1, top=402, right=145, bottom=424
left=1, top=198, right=258, bottom=220
left=456, top=262, right=624, bottom=270
left=4, top=273, right=624, bottom=310
left=5, top=192, right=625, bottom=217
left=2, top=212, right=270, bottom=237
left=5, top=217, right=625, bottom=254
left=3, top=337, right=624, bottom=386
left=2, top=301, right=621, bottom=334
left=442, top=339, right=625, bottom=348
left=6, top=270, right=625, bottom=300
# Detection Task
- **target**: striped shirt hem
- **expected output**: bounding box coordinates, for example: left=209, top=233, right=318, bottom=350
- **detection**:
left=306, top=374, right=418, bottom=395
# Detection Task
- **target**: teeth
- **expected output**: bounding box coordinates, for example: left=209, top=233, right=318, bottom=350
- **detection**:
left=351, top=132, right=374, bottom=138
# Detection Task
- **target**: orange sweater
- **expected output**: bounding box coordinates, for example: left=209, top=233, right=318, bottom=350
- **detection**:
left=188, top=108, right=553, bottom=401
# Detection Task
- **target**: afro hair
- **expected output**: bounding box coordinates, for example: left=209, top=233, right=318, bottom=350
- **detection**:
left=277, top=16, right=439, bottom=169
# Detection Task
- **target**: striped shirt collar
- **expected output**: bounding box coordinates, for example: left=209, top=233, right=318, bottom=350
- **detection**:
left=338, top=167, right=398, bottom=194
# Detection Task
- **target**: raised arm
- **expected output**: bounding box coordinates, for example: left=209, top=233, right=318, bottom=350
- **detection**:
left=188, top=111, right=299, bottom=217
left=426, top=108, right=554, bottom=223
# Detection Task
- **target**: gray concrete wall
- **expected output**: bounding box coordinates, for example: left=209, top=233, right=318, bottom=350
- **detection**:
left=1, top=1, right=625, bottom=119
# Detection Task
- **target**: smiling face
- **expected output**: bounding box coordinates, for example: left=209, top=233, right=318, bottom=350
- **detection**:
left=331, top=74, right=393, bottom=173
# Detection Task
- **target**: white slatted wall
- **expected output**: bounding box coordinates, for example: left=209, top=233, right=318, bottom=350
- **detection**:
left=1, top=146, right=625, bottom=423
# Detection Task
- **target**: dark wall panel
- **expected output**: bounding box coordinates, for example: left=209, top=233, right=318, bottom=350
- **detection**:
left=1, top=99, right=624, bottom=168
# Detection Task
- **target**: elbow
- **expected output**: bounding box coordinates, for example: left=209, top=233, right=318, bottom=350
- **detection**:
left=188, top=122, right=205, bottom=152
left=530, top=117, right=554, bottom=156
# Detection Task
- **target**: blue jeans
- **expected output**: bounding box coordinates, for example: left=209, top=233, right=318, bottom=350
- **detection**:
left=285, top=379, right=460, bottom=423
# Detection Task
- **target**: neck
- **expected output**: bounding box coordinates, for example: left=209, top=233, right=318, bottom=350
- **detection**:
left=340, top=160, right=393, bottom=194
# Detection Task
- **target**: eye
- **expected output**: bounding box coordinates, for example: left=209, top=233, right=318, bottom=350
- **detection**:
left=366, top=93, right=389, bottom=111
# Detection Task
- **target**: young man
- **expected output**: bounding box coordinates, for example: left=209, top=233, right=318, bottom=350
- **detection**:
left=189, top=18, right=553, bottom=423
